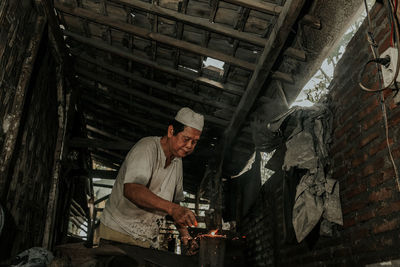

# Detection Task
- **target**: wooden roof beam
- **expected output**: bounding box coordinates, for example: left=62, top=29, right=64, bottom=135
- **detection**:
left=222, top=0, right=282, bottom=15
left=55, top=4, right=256, bottom=71
left=68, top=137, right=133, bottom=150
left=283, top=47, right=306, bottom=61
left=224, top=0, right=305, bottom=147
left=89, top=170, right=118, bottom=179
left=74, top=56, right=235, bottom=112
left=107, top=0, right=267, bottom=47
left=83, top=96, right=167, bottom=131
left=66, top=32, right=244, bottom=96
left=86, top=125, right=132, bottom=143
left=76, top=67, right=230, bottom=127
left=82, top=85, right=174, bottom=125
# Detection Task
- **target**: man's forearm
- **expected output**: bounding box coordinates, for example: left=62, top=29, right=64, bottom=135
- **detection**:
left=123, top=183, right=175, bottom=214
left=124, top=183, right=197, bottom=227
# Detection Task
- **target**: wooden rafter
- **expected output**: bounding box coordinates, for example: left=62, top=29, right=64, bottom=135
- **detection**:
left=74, top=56, right=236, bottom=112
left=69, top=137, right=133, bottom=150
left=224, top=0, right=305, bottom=147
left=173, top=0, right=189, bottom=69
left=55, top=4, right=256, bottom=71
left=76, top=66, right=231, bottom=127
left=108, top=0, right=267, bottom=47
left=66, top=32, right=245, bottom=96
left=89, top=170, right=118, bottom=179
left=222, top=0, right=282, bottom=15
left=83, top=96, right=168, bottom=131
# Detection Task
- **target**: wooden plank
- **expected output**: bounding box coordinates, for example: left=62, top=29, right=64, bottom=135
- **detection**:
left=283, top=47, right=306, bottom=61
left=93, top=183, right=114, bottom=189
left=271, top=71, right=294, bottom=84
left=75, top=56, right=236, bottom=112
left=108, top=0, right=267, bottom=47
left=275, top=80, right=289, bottom=108
left=222, top=0, right=282, bottom=15
left=224, top=0, right=305, bottom=146
left=55, top=4, right=256, bottom=70
left=91, top=155, right=120, bottom=170
left=89, top=170, right=118, bottom=179
left=36, top=0, right=70, bottom=66
left=94, top=194, right=110, bottom=205
left=300, top=14, right=321, bottom=29
left=0, top=16, right=46, bottom=200
left=65, top=31, right=244, bottom=96
left=81, top=83, right=175, bottom=124
left=68, top=137, right=133, bottom=150
left=76, top=68, right=230, bottom=127
left=86, top=125, right=132, bottom=143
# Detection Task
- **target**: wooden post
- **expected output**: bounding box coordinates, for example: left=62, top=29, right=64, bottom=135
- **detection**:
left=0, top=16, right=46, bottom=201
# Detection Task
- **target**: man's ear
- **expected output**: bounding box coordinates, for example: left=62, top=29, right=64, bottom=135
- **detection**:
left=167, top=125, right=174, bottom=137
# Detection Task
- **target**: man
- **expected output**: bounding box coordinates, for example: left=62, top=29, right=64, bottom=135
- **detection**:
left=99, top=107, right=203, bottom=250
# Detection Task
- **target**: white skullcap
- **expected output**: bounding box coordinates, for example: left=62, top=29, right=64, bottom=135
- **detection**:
left=175, top=107, right=204, bottom=131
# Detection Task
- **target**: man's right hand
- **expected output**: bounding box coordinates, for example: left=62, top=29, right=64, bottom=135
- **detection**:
left=169, top=204, right=198, bottom=228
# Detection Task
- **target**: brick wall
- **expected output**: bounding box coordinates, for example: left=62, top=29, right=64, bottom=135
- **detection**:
left=239, top=3, right=400, bottom=266
left=0, top=1, right=62, bottom=258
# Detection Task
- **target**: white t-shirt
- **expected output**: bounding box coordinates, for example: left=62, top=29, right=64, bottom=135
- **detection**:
left=100, top=137, right=185, bottom=248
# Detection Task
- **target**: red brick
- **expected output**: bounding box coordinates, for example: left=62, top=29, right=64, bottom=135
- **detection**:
left=358, top=98, right=379, bottom=121
left=378, top=32, right=392, bottom=54
left=335, top=121, right=354, bottom=139
left=370, top=3, right=384, bottom=19
left=376, top=25, right=389, bottom=44
left=369, top=138, right=393, bottom=156
left=375, top=7, right=388, bottom=27
left=333, top=156, right=344, bottom=168
left=389, top=98, right=398, bottom=110
left=343, top=217, right=356, bottom=228
left=359, top=131, right=380, bottom=148
left=342, top=199, right=367, bottom=215
left=383, top=88, right=393, bottom=98
left=346, top=174, right=357, bottom=188
left=373, top=218, right=399, bottom=234
left=369, top=187, right=394, bottom=202
left=392, top=146, right=400, bottom=159
left=370, top=168, right=395, bottom=187
left=333, top=166, right=348, bottom=180
left=351, top=227, right=370, bottom=241
left=377, top=201, right=400, bottom=216
left=339, top=104, right=359, bottom=124
left=331, top=139, right=347, bottom=155
left=347, top=128, right=361, bottom=142
left=363, top=112, right=382, bottom=130
left=345, top=183, right=367, bottom=199
left=344, top=147, right=356, bottom=159
left=351, top=153, right=368, bottom=168
left=357, top=210, right=376, bottom=222
left=389, top=109, right=400, bottom=128
left=362, top=157, right=384, bottom=177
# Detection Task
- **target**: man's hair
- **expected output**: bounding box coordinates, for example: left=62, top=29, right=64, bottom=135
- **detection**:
left=169, top=119, right=186, bottom=136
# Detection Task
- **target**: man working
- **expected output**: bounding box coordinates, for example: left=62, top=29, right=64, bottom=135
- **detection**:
left=99, top=107, right=203, bottom=250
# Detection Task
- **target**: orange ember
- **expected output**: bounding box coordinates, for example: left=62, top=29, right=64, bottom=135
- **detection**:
left=210, top=229, right=218, bottom=236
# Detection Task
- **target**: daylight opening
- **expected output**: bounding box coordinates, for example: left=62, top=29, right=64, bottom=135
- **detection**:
left=291, top=0, right=375, bottom=107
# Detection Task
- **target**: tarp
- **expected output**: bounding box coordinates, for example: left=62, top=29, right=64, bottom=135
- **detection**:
left=253, top=104, right=343, bottom=242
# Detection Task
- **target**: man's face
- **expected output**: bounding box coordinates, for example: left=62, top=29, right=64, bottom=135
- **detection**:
left=168, top=125, right=201, bottom=158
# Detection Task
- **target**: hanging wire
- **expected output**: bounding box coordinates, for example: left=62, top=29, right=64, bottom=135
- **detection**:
left=359, top=0, right=400, bottom=92
left=360, top=0, right=400, bottom=191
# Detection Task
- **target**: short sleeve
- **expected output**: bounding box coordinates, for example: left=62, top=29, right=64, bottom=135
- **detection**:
left=173, top=174, right=185, bottom=203
left=123, top=138, right=156, bottom=185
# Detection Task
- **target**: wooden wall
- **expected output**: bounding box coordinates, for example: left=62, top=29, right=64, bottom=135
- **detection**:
left=0, top=1, right=68, bottom=259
